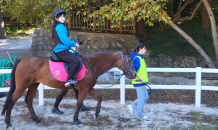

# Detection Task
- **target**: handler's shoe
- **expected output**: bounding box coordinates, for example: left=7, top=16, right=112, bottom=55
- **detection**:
left=127, top=105, right=134, bottom=115
left=143, top=116, right=148, bottom=119
left=65, top=79, right=77, bottom=88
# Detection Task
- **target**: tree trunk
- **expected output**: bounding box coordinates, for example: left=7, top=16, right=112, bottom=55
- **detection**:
left=203, top=0, right=218, bottom=67
left=201, top=0, right=212, bottom=33
left=0, top=7, right=6, bottom=39
left=167, top=22, right=215, bottom=68
left=136, top=19, right=146, bottom=38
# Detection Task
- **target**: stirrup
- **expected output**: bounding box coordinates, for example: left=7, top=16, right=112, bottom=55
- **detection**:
left=65, top=79, right=77, bottom=87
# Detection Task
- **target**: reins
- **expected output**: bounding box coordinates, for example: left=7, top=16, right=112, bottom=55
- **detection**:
left=86, top=52, right=133, bottom=88
left=86, top=52, right=152, bottom=95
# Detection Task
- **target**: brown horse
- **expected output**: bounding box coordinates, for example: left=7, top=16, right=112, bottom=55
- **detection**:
left=1, top=47, right=136, bottom=129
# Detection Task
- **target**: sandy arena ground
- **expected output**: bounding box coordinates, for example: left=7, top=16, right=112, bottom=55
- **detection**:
left=0, top=96, right=218, bottom=130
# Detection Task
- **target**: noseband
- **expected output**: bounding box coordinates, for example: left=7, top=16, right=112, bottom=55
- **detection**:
left=119, top=52, right=135, bottom=76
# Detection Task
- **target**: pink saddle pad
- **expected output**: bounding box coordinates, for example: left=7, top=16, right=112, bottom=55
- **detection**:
left=49, top=59, right=88, bottom=82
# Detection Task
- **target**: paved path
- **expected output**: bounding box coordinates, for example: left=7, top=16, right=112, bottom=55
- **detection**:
left=0, top=35, right=32, bottom=59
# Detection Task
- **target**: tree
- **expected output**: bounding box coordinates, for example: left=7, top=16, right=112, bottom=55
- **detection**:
left=0, top=6, right=5, bottom=39
left=87, top=0, right=217, bottom=68
left=201, top=0, right=212, bottom=33
left=202, top=0, right=218, bottom=67
left=0, top=0, right=6, bottom=39
left=4, top=0, right=218, bottom=67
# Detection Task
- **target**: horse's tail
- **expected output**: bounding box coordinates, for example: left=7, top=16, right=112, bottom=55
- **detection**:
left=1, top=59, right=21, bottom=116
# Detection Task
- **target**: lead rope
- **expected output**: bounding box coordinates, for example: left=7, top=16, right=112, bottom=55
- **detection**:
left=87, top=54, right=126, bottom=88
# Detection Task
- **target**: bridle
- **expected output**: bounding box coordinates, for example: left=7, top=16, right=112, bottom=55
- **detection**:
left=119, top=52, right=135, bottom=77
left=86, top=52, right=135, bottom=88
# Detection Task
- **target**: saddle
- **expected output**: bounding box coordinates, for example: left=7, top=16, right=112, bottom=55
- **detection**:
left=49, top=52, right=88, bottom=82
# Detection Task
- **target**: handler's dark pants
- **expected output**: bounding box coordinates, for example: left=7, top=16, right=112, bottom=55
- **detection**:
left=55, top=50, right=80, bottom=80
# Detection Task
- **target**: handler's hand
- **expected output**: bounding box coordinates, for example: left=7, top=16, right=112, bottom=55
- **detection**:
left=139, top=78, right=144, bottom=83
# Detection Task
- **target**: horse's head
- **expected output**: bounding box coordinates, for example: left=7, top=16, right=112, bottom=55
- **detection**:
left=119, top=47, right=137, bottom=79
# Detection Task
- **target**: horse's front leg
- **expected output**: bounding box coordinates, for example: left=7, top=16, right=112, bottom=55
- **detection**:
left=73, top=88, right=89, bottom=125
left=88, top=88, right=102, bottom=118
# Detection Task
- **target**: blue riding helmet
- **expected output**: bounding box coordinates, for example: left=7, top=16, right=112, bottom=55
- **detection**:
left=52, top=9, right=66, bottom=21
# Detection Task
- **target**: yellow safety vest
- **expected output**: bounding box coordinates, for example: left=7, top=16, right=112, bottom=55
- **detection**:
left=132, top=56, right=148, bottom=84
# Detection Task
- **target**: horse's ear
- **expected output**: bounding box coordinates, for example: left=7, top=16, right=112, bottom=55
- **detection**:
left=123, top=46, right=127, bottom=55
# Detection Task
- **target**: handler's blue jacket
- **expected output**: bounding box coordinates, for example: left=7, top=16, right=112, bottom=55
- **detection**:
left=131, top=53, right=146, bottom=87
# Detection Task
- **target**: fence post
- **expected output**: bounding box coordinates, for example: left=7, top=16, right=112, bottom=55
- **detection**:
left=92, top=17, right=97, bottom=32
left=38, top=83, right=44, bottom=106
left=132, top=20, right=136, bottom=35
left=195, top=67, right=202, bottom=108
left=68, top=10, right=71, bottom=31
left=119, top=17, right=123, bottom=34
left=120, top=70, right=125, bottom=104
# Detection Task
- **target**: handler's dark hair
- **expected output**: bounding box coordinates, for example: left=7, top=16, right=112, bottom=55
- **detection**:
left=136, top=43, right=146, bottom=52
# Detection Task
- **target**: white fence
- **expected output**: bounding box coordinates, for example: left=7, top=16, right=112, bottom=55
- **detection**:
left=1, top=67, right=218, bottom=108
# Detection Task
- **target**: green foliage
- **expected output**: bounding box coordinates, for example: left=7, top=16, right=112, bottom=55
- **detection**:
left=147, top=18, right=214, bottom=60
left=3, top=0, right=67, bottom=29
left=5, top=27, right=10, bottom=33
left=2, top=0, right=172, bottom=30
left=89, top=0, right=171, bottom=25
left=5, top=22, right=35, bottom=38
left=10, top=27, right=18, bottom=32
left=215, top=82, right=218, bottom=86
left=172, top=82, right=177, bottom=85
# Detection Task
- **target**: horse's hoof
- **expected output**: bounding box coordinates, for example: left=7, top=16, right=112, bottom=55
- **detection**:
left=36, top=119, right=42, bottom=124
left=7, top=126, right=14, bottom=130
left=51, top=106, right=64, bottom=114
left=80, top=106, right=92, bottom=112
left=36, top=122, right=43, bottom=127
left=95, top=113, right=99, bottom=118
left=78, top=123, right=84, bottom=128
left=75, top=120, right=81, bottom=125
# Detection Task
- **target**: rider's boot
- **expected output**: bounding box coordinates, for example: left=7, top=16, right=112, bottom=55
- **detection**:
left=65, top=79, right=77, bottom=88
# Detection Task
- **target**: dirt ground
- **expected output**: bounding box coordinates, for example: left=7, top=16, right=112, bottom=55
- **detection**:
left=0, top=95, right=218, bottom=130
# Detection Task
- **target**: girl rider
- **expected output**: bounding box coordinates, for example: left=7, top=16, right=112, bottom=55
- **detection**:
left=52, top=9, right=80, bottom=88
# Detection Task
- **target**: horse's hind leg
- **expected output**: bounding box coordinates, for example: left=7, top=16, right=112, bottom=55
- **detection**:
left=5, top=88, right=27, bottom=129
left=25, top=83, right=41, bottom=124
left=88, top=88, right=102, bottom=118
left=52, top=89, right=68, bottom=114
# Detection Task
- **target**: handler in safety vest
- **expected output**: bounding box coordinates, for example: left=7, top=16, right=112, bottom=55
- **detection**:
left=127, top=43, right=149, bottom=119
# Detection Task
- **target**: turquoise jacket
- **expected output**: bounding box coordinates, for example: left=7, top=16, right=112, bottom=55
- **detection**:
left=53, top=24, right=77, bottom=53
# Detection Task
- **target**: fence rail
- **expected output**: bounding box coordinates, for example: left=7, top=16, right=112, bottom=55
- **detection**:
left=1, top=67, right=218, bottom=108
left=67, top=11, right=136, bottom=34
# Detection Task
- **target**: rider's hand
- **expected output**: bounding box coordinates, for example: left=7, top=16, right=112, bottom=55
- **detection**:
left=76, top=43, right=79, bottom=50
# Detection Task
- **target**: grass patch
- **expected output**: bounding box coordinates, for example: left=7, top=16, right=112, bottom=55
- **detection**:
left=40, top=116, right=72, bottom=126
left=6, top=27, right=36, bottom=38
left=185, top=112, right=218, bottom=125
left=187, top=124, right=218, bottom=130
left=169, top=125, right=181, bottom=130
left=83, top=115, right=113, bottom=127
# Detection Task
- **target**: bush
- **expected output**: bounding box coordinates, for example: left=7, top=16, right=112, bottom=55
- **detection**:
left=5, top=27, right=10, bottom=33
left=10, top=26, right=18, bottom=32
